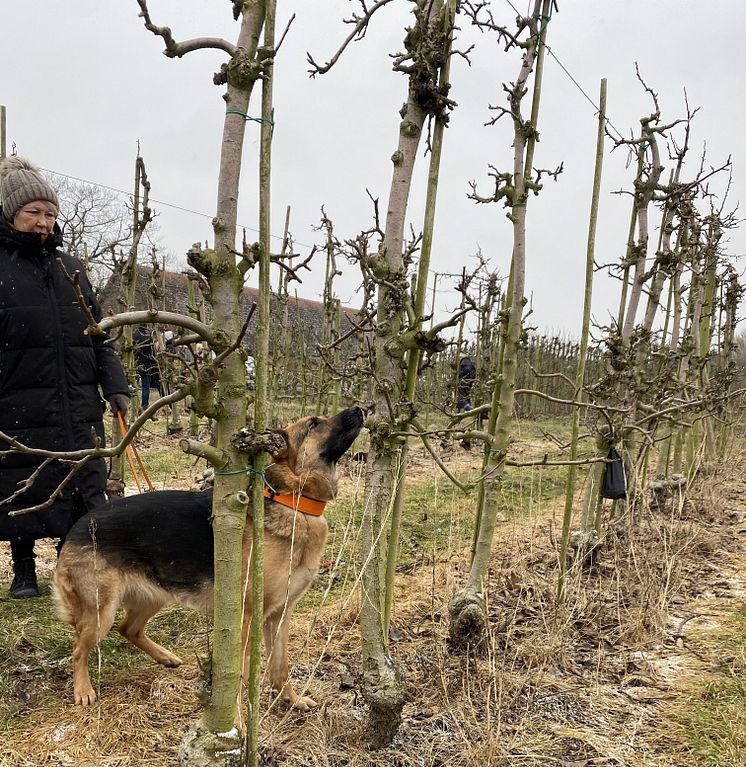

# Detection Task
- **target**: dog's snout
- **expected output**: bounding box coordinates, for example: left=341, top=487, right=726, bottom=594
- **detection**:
left=344, top=405, right=365, bottom=427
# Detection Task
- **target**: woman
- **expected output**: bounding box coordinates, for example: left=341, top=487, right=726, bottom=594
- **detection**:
left=0, top=156, right=130, bottom=598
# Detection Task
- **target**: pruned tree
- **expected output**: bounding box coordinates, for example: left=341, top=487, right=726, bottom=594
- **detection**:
left=108, top=152, right=154, bottom=486
left=555, top=74, right=743, bottom=565
left=133, top=2, right=273, bottom=764
left=315, top=208, right=343, bottom=416
left=449, top=0, right=558, bottom=647
left=310, top=0, right=460, bottom=746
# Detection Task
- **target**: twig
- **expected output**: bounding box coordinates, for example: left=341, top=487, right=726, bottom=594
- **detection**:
left=8, top=457, right=94, bottom=516
left=410, top=419, right=469, bottom=492
left=514, top=388, right=629, bottom=414
left=306, top=0, right=396, bottom=76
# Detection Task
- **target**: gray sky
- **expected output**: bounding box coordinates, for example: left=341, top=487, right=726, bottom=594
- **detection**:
left=2, top=1, right=744, bottom=337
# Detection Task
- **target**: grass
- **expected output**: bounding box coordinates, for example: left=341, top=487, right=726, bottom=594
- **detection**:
left=0, top=593, right=71, bottom=729
left=673, top=602, right=746, bottom=767
left=0, top=581, right=210, bottom=733
left=313, top=438, right=574, bottom=611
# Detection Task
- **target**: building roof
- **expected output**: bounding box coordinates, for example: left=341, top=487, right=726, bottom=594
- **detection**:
left=99, top=266, right=361, bottom=355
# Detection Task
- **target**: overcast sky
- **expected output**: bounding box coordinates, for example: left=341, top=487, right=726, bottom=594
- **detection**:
left=1, top=1, right=744, bottom=337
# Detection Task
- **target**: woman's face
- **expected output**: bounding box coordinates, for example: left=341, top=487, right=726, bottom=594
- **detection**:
left=12, top=200, right=58, bottom=242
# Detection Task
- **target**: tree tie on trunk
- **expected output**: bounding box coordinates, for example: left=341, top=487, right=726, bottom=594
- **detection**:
left=225, top=108, right=275, bottom=127
left=214, top=463, right=277, bottom=494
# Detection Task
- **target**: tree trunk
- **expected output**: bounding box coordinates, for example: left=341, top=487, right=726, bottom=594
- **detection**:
left=174, top=4, right=267, bottom=763
left=360, top=99, right=423, bottom=751
left=449, top=0, right=552, bottom=648
left=384, top=0, right=457, bottom=637
left=360, top=0, right=453, bottom=745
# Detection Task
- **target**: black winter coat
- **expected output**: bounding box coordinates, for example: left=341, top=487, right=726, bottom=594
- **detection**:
left=0, top=214, right=129, bottom=541
left=458, top=357, right=476, bottom=385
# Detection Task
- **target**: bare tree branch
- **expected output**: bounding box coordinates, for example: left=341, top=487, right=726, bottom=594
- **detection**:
left=136, top=0, right=237, bottom=57
left=307, top=0, right=397, bottom=76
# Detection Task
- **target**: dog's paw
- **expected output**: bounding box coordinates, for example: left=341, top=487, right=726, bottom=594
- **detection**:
left=289, top=694, right=318, bottom=712
left=158, top=652, right=183, bottom=668
left=74, top=686, right=98, bottom=706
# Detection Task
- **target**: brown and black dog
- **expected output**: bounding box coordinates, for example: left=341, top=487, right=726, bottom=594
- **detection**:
left=52, top=405, right=364, bottom=709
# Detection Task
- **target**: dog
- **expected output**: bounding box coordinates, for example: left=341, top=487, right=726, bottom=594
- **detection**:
left=52, top=405, right=364, bottom=710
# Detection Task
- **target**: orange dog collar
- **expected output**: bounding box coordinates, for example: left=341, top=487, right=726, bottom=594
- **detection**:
left=263, top=487, right=327, bottom=517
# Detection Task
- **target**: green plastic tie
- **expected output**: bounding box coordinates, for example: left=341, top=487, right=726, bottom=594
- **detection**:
left=213, top=462, right=277, bottom=494
left=532, top=9, right=552, bottom=43
left=225, top=108, right=275, bottom=127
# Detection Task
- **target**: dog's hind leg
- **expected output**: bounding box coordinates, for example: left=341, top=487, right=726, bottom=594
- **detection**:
left=118, top=593, right=183, bottom=668
left=71, top=599, right=118, bottom=706
left=54, top=555, right=119, bottom=705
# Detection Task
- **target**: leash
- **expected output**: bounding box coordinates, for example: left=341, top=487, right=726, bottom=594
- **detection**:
left=117, top=411, right=155, bottom=492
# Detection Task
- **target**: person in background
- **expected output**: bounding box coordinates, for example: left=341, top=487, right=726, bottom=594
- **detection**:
left=133, top=324, right=160, bottom=409
left=0, top=157, right=130, bottom=598
left=457, top=355, right=477, bottom=412
left=163, top=328, right=176, bottom=355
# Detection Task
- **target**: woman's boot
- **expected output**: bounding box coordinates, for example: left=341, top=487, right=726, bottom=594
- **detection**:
left=10, top=557, right=39, bottom=599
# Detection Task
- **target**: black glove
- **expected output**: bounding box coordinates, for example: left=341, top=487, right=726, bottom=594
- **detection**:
left=108, top=394, right=130, bottom=418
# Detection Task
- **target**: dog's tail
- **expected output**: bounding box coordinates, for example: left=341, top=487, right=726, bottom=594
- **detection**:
left=51, top=554, right=86, bottom=626
left=50, top=574, right=74, bottom=625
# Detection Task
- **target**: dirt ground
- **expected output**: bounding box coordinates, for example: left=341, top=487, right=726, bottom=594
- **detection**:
left=0, top=435, right=744, bottom=766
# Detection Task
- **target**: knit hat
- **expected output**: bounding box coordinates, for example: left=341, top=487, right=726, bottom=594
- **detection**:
left=0, top=156, right=59, bottom=221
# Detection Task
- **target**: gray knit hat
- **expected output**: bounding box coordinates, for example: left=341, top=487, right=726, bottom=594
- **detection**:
left=0, top=156, right=59, bottom=221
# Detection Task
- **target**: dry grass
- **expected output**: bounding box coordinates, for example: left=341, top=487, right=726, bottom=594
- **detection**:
left=1, top=427, right=745, bottom=766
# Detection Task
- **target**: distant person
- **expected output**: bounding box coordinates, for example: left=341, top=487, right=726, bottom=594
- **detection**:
left=457, top=355, right=477, bottom=412
left=245, top=354, right=256, bottom=390
left=163, top=329, right=176, bottom=355
left=133, top=324, right=160, bottom=409
left=159, top=328, right=181, bottom=397
left=0, top=157, right=130, bottom=598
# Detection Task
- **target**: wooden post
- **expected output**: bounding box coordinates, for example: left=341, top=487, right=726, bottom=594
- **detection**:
left=0, top=105, right=6, bottom=159
left=557, top=78, right=606, bottom=601
left=246, top=4, right=275, bottom=762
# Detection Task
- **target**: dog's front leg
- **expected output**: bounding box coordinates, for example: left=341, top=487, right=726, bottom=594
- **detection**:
left=263, top=611, right=317, bottom=711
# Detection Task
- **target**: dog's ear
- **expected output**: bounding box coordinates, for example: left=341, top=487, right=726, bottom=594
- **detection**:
left=271, top=429, right=289, bottom=460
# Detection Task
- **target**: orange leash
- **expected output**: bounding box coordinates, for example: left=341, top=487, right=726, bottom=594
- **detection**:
left=117, top=411, right=155, bottom=492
